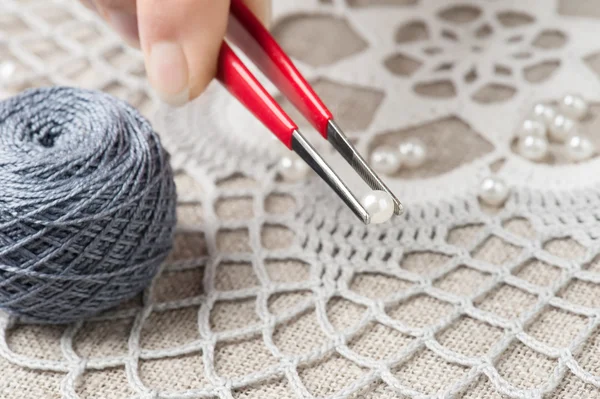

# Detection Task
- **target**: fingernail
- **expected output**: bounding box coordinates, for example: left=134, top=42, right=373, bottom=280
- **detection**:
left=107, top=10, right=140, bottom=48
left=148, top=42, right=190, bottom=106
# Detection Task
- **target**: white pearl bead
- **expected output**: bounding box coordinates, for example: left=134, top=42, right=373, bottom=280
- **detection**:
left=0, top=61, right=15, bottom=84
left=548, top=114, right=576, bottom=142
left=517, top=135, right=548, bottom=161
left=279, top=154, right=310, bottom=181
left=531, top=103, right=556, bottom=126
left=565, top=135, right=595, bottom=162
left=479, top=176, right=510, bottom=207
left=398, top=138, right=427, bottom=168
left=560, top=94, right=589, bottom=120
left=361, top=190, right=395, bottom=224
left=517, top=119, right=546, bottom=138
left=370, top=145, right=401, bottom=175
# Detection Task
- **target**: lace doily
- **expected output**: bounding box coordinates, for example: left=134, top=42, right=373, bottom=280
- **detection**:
left=3, top=0, right=600, bottom=398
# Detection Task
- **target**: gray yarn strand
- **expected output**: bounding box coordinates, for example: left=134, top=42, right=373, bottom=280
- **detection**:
left=0, top=87, right=177, bottom=324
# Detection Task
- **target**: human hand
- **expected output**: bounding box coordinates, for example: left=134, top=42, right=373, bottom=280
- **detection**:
left=80, top=0, right=271, bottom=106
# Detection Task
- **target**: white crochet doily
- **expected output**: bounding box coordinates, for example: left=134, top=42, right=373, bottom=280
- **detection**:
left=3, top=0, right=600, bottom=398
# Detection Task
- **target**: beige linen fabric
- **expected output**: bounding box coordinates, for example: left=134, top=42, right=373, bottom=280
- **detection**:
left=2, top=0, right=600, bottom=398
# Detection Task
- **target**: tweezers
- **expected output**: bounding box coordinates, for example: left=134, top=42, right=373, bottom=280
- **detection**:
left=216, top=0, right=403, bottom=224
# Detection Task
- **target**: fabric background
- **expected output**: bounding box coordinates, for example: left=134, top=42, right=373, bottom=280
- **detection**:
left=2, top=0, right=600, bottom=398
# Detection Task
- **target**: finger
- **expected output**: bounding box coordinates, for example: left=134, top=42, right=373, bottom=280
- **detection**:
left=137, top=0, right=230, bottom=106
left=94, top=0, right=140, bottom=48
left=243, top=0, right=272, bottom=28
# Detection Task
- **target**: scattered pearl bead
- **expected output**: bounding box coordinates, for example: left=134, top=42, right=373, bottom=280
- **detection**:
left=398, top=138, right=427, bottom=168
left=517, top=135, right=548, bottom=161
left=370, top=145, right=402, bottom=175
left=531, top=103, right=556, bottom=125
left=0, top=61, right=15, bottom=84
left=479, top=176, right=510, bottom=207
left=279, top=154, right=310, bottom=181
left=361, top=190, right=395, bottom=224
left=560, top=94, right=589, bottom=120
left=548, top=114, right=576, bottom=142
left=517, top=119, right=546, bottom=138
left=565, top=135, right=595, bottom=162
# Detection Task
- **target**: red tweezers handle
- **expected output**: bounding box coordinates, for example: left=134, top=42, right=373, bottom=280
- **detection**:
left=216, top=42, right=297, bottom=148
left=226, top=0, right=333, bottom=136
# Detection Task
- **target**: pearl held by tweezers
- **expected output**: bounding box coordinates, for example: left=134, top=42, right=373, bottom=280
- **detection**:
left=565, top=135, right=595, bottom=162
left=370, top=145, right=402, bottom=175
left=560, top=94, right=589, bottom=120
left=517, top=135, right=548, bottom=161
left=479, top=176, right=510, bottom=207
left=361, top=190, right=395, bottom=224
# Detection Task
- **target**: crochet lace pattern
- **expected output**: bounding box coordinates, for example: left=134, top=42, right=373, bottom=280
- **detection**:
left=2, top=0, right=600, bottom=398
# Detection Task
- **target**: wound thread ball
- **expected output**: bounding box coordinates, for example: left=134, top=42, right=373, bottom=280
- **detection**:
left=0, top=87, right=177, bottom=324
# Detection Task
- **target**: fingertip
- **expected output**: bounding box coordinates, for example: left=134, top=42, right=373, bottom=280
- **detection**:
left=138, top=0, right=229, bottom=105
left=187, top=56, right=219, bottom=101
left=179, top=0, right=272, bottom=102
left=160, top=88, right=190, bottom=107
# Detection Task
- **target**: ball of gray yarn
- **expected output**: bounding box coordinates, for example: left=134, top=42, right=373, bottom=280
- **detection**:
left=0, top=87, right=177, bottom=324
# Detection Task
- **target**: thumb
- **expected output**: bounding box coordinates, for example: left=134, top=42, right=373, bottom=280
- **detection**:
left=137, top=0, right=272, bottom=106
left=137, top=0, right=229, bottom=106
